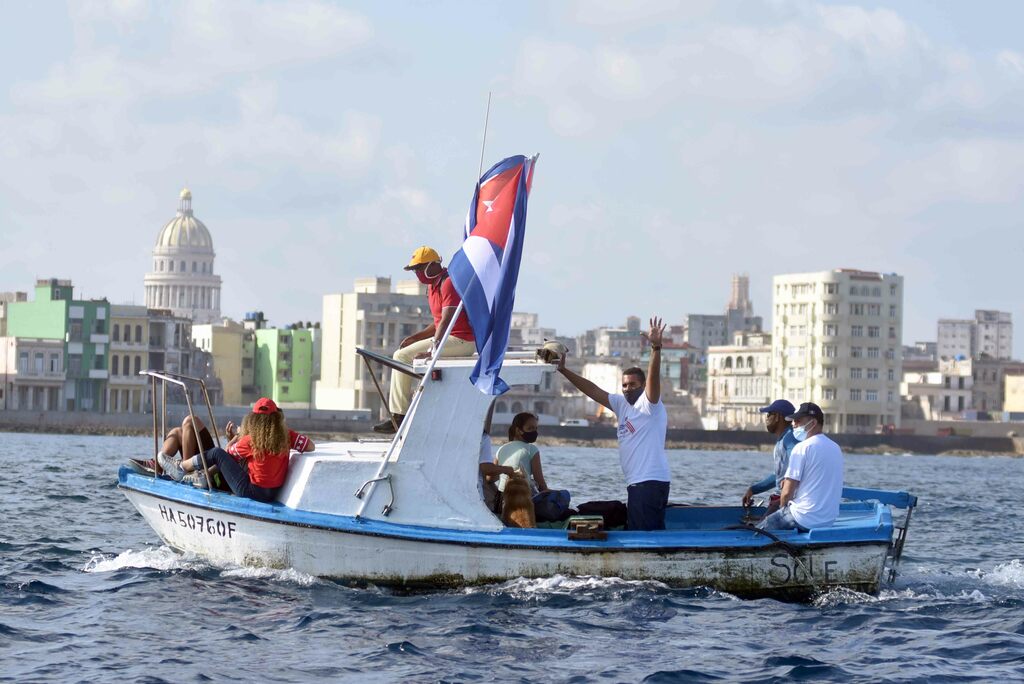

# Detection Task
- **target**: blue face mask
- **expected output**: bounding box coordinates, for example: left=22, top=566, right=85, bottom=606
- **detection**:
left=792, top=420, right=815, bottom=442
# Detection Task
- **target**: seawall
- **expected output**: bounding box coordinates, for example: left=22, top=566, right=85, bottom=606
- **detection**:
left=0, top=409, right=1018, bottom=455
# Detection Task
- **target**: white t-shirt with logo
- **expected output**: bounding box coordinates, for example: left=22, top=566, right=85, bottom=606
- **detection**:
left=607, top=393, right=671, bottom=485
left=783, top=432, right=844, bottom=528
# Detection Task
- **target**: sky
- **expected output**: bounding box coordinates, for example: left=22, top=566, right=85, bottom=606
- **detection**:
left=1, top=1, right=1023, bottom=353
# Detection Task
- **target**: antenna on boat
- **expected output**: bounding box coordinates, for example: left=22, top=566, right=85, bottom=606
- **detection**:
left=477, top=91, right=492, bottom=179
left=421, top=91, right=491, bottom=363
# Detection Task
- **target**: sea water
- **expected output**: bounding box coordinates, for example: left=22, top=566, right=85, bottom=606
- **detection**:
left=1, top=432, right=1022, bottom=682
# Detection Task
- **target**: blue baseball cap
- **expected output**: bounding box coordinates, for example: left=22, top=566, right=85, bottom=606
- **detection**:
left=759, top=399, right=795, bottom=417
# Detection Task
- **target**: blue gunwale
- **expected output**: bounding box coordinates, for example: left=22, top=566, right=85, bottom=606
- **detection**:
left=118, top=467, right=893, bottom=552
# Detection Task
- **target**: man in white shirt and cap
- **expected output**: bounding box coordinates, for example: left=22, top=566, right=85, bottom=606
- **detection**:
left=758, top=402, right=844, bottom=532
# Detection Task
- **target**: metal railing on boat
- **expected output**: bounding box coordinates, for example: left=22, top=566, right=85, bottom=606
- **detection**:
left=842, top=486, right=919, bottom=583
left=139, top=370, right=221, bottom=494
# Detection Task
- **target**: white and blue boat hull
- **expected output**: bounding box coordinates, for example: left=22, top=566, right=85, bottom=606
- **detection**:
left=120, top=467, right=892, bottom=600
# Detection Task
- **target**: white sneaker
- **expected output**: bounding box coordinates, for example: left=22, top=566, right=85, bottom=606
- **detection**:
left=157, top=453, right=185, bottom=482
left=183, top=470, right=208, bottom=489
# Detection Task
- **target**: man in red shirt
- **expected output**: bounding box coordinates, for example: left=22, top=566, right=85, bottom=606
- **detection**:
left=374, top=246, right=476, bottom=433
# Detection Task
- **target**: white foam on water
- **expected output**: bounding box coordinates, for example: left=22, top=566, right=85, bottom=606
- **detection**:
left=812, top=586, right=880, bottom=607
left=466, top=574, right=669, bottom=598
left=219, top=566, right=319, bottom=587
left=983, top=559, right=1024, bottom=588
left=83, top=546, right=200, bottom=574
left=967, top=559, right=1024, bottom=590
left=83, top=547, right=320, bottom=586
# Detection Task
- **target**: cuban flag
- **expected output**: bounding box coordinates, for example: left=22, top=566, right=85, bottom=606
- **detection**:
left=449, top=154, right=538, bottom=395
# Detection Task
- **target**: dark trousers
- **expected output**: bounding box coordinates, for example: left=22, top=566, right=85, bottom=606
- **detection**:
left=201, top=448, right=279, bottom=503
left=626, top=480, right=670, bottom=531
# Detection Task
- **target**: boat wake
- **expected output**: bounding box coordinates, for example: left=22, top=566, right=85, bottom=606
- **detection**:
left=219, top=566, right=319, bottom=587
left=466, top=574, right=674, bottom=600
left=83, top=547, right=319, bottom=586
left=83, top=546, right=199, bottom=574
left=848, top=558, right=1024, bottom=605
left=967, top=558, right=1024, bottom=589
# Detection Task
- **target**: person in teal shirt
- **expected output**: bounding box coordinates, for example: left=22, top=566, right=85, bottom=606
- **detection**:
left=495, top=412, right=573, bottom=523
left=496, top=412, right=549, bottom=496
left=742, top=399, right=798, bottom=510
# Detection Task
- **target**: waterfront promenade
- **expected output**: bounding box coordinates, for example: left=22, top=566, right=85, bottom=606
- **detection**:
left=2, top=409, right=1019, bottom=456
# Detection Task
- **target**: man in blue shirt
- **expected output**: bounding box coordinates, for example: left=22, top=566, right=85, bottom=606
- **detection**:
left=742, top=399, right=798, bottom=512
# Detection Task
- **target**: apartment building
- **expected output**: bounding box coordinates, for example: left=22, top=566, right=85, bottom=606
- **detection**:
left=772, top=269, right=903, bottom=433
left=5, top=279, right=110, bottom=411
left=937, top=310, right=1013, bottom=360
left=705, top=331, right=773, bottom=429
left=254, top=327, right=315, bottom=406
left=316, top=277, right=432, bottom=417
left=0, top=337, right=65, bottom=410
left=108, top=305, right=150, bottom=413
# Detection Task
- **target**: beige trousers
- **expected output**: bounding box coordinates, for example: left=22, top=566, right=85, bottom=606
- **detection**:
left=389, top=336, right=476, bottom=415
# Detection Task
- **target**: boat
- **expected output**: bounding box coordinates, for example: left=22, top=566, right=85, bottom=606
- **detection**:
left=119, top=351, right=917, bottom=601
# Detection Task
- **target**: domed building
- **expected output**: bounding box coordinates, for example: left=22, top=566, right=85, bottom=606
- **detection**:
left=144, top=188, right=222, bottom=324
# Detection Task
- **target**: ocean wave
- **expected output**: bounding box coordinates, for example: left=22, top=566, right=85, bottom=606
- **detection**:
left=968, top=559, right=1024, bottom=589
left=82, top=546, right=200, bottom=574
left=219, top=566, right=320, bottom=586
left=465, top=574, right=671, bottom=598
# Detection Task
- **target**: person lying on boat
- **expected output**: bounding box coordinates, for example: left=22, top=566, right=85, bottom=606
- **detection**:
left=742, top=399, right=798, bottom=515
left=556, top=317, right=671, bottom=531
left=757, top=403, right=844, bottom=532
left=373, top=245, right=476, bottom=434
left=133, top=414, right=220, bottom=476
left=496, top=412, right=572, bottom=522
left=158, top=398, right=314, bottom=503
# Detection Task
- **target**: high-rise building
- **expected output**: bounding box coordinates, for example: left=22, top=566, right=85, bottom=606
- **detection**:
left=973, top=310, right=1012, bottom=360
left=937, top=319, right=975, bottom=360
left=772, top=269, right=903, bottom=432
left=144, top=188, right=222, bottom=324
left=937, top=310, right=1013, bottom=360
left=316, top=277, right=432, bottom=416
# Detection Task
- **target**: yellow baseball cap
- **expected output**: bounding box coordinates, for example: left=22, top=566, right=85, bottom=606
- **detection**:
left=404, top=246, right=442, bottom=270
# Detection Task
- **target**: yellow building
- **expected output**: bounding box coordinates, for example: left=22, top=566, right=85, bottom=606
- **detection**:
left=192, top=320, right=253, bottom=406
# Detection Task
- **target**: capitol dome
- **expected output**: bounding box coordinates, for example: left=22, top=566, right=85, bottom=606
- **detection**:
left=143, top=188, right=223, bottom=324
left=155, top=187, right=214, bottom=251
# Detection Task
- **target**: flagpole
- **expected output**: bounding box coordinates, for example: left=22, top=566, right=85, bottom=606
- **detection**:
left=419, top=92, right=491, bottom=368
left=354, top=93, right=491, bottom=519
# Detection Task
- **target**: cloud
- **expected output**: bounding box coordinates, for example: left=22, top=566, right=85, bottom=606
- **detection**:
left=3, top=1, right=1024, bottom=352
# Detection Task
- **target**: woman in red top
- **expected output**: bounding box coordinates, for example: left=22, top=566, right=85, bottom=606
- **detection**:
left=159, top=398, right=314, bottom=502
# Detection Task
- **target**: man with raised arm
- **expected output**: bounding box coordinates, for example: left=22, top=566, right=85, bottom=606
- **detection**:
left=556, top=317, right=671, bottom=530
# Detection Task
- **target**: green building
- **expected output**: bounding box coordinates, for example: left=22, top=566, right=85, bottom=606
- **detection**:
left=6, top=279, right=110, bottom=411
left=253, top=327, right=314, bottom=405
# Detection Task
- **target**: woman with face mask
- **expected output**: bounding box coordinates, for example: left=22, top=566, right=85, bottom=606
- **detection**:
left=495, top=412, right=548, bottom=496
left=495, top=412, right=572, bottom=523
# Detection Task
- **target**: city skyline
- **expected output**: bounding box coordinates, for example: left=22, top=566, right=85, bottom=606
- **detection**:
left=3, top=2, right=1024, bottom=354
